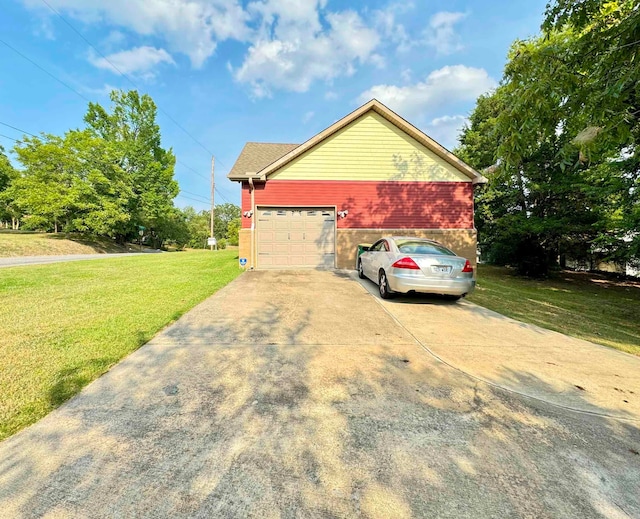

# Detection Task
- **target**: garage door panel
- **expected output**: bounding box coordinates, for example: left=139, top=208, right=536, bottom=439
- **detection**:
left=257, top=207, right=335, bottom=269
left=274, top=243, right=290, bottom=254
left=258, top=231, right=275, bottom=242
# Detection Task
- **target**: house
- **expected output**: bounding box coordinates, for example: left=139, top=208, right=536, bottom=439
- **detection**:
left=228, top=99, right=486, bottom=270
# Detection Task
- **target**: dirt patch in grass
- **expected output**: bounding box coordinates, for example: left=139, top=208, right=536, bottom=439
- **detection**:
left=468, top=266, right=640, bottom=356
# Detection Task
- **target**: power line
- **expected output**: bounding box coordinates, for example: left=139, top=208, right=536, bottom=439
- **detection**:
left=180, top=189, right=210, bottom=203
left=0, top=120, right=218, bottom=192
left=39, top=0, right=217, bottom=159
left=176, top=194, right=214, bottom=205
left=176, top=159, right=209, bottom=182
left=214, top=186, right=231, bottom=204
left=0, top=121, right=38, bottom=138
left=0, top=133, right=19, bottom=142
left=2, top=30, right=238, bottom=201
left=0, top=38, right=90, bottom=102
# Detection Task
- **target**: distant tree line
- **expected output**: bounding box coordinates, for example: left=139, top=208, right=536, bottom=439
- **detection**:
left=0, top=89, right=240, bottom=250
left=456, top=0, right=639, bottom=276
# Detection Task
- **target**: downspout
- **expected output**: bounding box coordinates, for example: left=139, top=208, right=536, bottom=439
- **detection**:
left=249, top=177, right=255, bottom=269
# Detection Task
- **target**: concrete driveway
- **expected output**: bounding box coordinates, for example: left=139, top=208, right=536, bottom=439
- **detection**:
left=0, top=271, right=639, bottom=518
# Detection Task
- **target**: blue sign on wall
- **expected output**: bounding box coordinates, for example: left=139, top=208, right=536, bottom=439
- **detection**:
left=239, top=258, right=247, bottom=267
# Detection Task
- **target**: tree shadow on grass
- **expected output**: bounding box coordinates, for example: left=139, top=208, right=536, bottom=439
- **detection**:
left=48, top=358, right=116, bottom=408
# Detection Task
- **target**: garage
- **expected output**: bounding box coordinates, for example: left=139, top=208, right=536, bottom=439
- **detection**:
left=228, top=99, right=486, bottom=270
left=257, top=207, right=335, bottom=269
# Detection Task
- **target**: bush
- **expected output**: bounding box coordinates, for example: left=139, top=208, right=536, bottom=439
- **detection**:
left=217, top=238, right=227, bottom=250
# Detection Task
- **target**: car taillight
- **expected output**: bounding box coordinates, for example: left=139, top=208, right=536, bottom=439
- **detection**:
left=462, top=260, right=473, bottom=273
left=392, top=257, right=420, bottom=270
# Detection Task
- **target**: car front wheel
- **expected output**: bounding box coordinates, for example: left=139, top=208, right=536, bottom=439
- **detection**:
left=378, top=270, right=394, bottom=299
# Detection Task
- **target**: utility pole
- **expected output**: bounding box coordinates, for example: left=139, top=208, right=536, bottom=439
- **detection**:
left=210, top=155, right=215, bottom=251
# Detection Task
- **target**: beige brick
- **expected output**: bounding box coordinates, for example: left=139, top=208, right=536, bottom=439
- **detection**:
left=337, top=229, right=477, bottom=270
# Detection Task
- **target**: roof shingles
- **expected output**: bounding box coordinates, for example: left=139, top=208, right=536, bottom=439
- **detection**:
left=228, top=142, right=299, bottom=180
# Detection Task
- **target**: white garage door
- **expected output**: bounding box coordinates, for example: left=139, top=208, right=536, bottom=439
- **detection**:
left=257, top=207, right=335, bottom=269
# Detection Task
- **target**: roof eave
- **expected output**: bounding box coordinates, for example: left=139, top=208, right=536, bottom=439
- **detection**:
left=227, top=173, right=266, bottom=182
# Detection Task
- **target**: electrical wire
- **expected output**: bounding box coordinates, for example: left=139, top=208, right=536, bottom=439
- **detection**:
left=176, top=194, right=213, bottom=205
left=0, top=38, right=91, bottom=102
left=180, top=189, right=210, bottom=203
left=0, top=121, right=220, bottom=199
left=0, top=133, right=19, bottom=142
left=38, top=0, right=217, bottom=159
left=0, top=121, right=38, bottom=138
left=2, top=20, right=239, bottom=203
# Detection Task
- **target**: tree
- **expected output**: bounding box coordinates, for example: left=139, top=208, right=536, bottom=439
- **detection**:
left=227, top=217, right=241, bottom=246
left=9, top=135, right=85, bottom=232
left=213, top=203, right=241, bottom=240
left=182, top=206, right=211, bottom=248
left=84, top=90, right=179, bottom=244
left=543, top=0, right=640, bottom=266
left=0, top=146, right=19, bottom=228
left=456, top=1, right=640, bottom=275
left=9, top=130, right=133, bottom=235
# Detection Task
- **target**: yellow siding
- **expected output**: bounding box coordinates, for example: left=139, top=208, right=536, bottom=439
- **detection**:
left=270, top=111, right=470, bottom=182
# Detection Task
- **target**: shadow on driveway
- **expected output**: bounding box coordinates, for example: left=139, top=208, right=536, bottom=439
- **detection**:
left=0, top=271, right=638, bottom=518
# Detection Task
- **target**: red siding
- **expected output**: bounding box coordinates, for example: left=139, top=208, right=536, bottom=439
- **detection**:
left=241, top=180, right=473, bottom=229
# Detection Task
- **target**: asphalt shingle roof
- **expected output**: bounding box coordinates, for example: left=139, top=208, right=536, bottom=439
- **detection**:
left=228, top=142, right=299, bottom=179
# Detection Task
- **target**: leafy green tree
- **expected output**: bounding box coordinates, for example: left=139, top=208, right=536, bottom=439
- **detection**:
left=213, top=203, right=241, bottom=240
left=84, top=90, right=178, bottom=243
left=457, top=1, right=640, bottom=275
left=9, top=135, right=86, bottom=232
left=0, top=146, right=19, bottom=228
left=543, top=0, right=640, bottom=266
left=182, top=206, right=210, bottom=248
left=227, top=217, right=241, bottom=246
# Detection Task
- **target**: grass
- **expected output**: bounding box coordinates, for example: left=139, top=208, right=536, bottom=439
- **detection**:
left=0, top=250, right=241, bottom=440
left=0, top=230, right=136, bottom=257
left=468, top=265, right=640, bottom=356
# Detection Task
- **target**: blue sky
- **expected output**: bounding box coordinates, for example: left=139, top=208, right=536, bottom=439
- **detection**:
left=1, top=0, right=547, bottom=210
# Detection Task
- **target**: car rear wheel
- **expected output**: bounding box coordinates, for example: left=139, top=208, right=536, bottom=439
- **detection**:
left=357, top=259, right=366, bottom=279
left=378, top=270, right=394, bottom=299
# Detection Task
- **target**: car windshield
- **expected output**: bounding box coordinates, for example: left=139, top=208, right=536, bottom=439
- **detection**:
left=395, top=240, right=455, bottom=256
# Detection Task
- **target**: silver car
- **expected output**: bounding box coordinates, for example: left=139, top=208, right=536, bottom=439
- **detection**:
left=357, top=237, right=475, bottom=300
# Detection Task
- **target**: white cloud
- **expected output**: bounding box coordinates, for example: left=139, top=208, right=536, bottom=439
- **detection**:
left=89, top=46, right=175, bottom=79
left=359, top=65, right=496, bottom=118
left=81, top=83, right=120, bottom=96
left=373, top=4, right=411, bottom=52
left=233, top=8, right=380, bottom=97
left=425, top=115, right=468, bottom=150
left=22, top=0, right=251, bottom=67
left=302, top=111, right=315, bottom=123
left=424, top=11, right=467, bottom=55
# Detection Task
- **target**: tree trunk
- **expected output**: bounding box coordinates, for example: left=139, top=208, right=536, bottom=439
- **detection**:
left=54, top=219, right=58, bottom=233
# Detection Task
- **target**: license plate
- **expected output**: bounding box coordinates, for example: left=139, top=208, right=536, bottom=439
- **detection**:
left=432, top=265, right=452, bottom=274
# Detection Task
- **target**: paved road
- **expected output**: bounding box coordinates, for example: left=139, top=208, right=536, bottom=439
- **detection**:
left=0, top=270, right=638, bottom=518
left=0, top=252, right=155, bottom=268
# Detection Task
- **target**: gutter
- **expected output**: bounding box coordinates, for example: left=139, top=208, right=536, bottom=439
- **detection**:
left=249, top=176, right=256, bottom=269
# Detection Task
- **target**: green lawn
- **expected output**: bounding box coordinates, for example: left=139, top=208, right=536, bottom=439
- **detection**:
left=0, top=250, right=241, bottom=440
left=0, top=231, right=131, bottom=257
left=468, top=265, right=640, bottom=356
